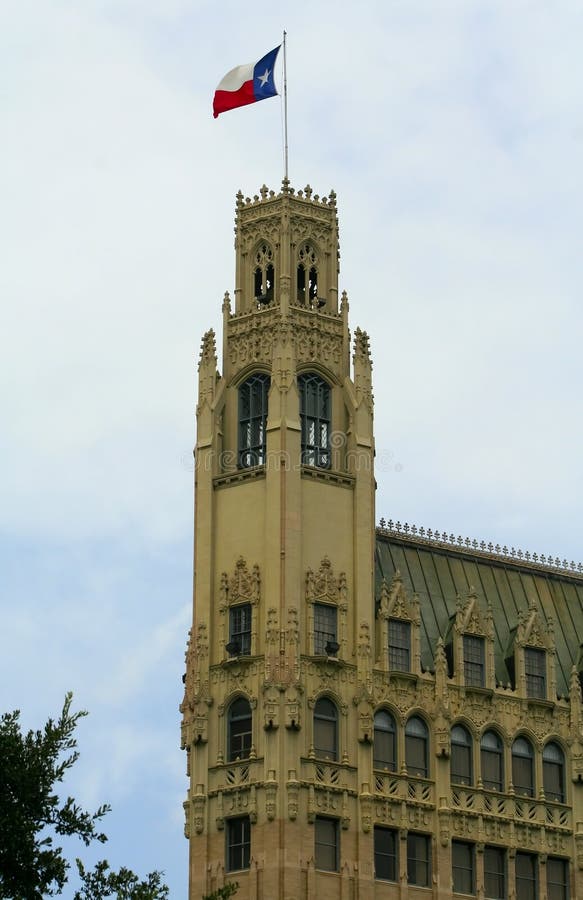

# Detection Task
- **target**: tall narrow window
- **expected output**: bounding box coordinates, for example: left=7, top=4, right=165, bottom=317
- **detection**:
left=389, top=618, right=411, bottom=671
left=239, top=374, right=270, bottom=467
left=407, top=833, right=431, bottom=887
left=451, top=725, right=473, bottom=786
left=314, top=697, right=338, bottom=761
left=229, top=603, right=251, bottom=656
left=313, top=603, right=337, bottom=655
left=481, top=730, right=504, bottom=792
left=298, top=373, right=331, bottom=468
left=315, top=817, right=339, bottom=872
left=547, top=857, right=569, bottom=900
left=543, top=742, right=565, bottom=803
left=525, top=647, right=546, bottom=699
left=226, top=816, right=250, bottom=872
left=253, top=243, right=274, bottom=304
left=297, top=243, right=319, bottom=307
left=374, top=826, right=397, bottom=881
left=373, top=710, right=396, bottom=772
left=405, top=716, right=429, bottom=778
left=227, top=697, right=252, bottom=762
left=515, top=852, right=537, bottom=900
left=463, top=635, right=485, bottom=688
left=484, top=846, right=506, bottom=899
left=512, top=737, right=535, bottom=798
left=452, top=840, right=475, bottom=895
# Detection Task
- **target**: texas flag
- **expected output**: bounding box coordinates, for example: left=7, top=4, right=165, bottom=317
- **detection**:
left=213, top=45, right=281, bottom=119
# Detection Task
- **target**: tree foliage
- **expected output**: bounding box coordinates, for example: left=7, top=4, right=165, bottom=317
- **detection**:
left=201, top=884, right=238, bottom=900
left=0, top=693, right=168, bottom=899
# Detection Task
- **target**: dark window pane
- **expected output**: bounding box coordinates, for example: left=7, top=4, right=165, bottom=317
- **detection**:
left=299, top=374, right=331, bottom=469
left=314, top=697, right=338, bottom=761
left=451, top=725, right=473, bottom=786
left=484, top=846, right=506, bottom=899
left=374, top=826, right=397, bottom=881
left=226, top=816, right=250, bottom=872
left=229, top=604, right=252, bottom=655
left=373, top=710, right=396, bottom=772
left=547, top=857, right=569, bottom=900
left=516, top=852, right=537, bottom=900
left=314, top=603, right=337, bottom=655
left=481, top=731, right=504, bottom=792
left=239, top=374, right=270, bottom=468
left=452, top=840, right=474, bottom=895
left=463, top=635, right=485, bottom=688
left=228, top=697, right=252, bottom=761
left=407, top=832, right=431, bottom=887
left=512, top=737, right=534, bottom=797
left=389, top=619, right=411, bottom=671
left=406, top=716, right=428, bottom=778
left=543, top=742, right=565, bottom=803
left=525, top=647, right=546, bottom=699
left=315, top=817, right=338, bottom=872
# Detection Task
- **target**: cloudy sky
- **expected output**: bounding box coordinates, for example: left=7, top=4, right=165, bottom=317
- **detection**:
left=1, top=0, right=582, bottom=894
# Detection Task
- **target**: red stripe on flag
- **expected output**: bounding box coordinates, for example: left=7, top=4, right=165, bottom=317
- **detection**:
left=213, top=80, right=256, bottom=118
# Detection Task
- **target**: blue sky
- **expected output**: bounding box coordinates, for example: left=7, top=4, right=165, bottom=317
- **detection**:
left=1, top=1, right=582, bottom=895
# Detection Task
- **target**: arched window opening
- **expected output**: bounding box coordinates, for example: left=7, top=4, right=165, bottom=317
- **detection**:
left=451, top=725, right=473, bottom=786
left=512, top=736, right=534, bottom=797
left=297, top=264, right=306, bottom=304
left=314, top=697, right=338, bottom=761
left=308, top=266, right=318, bottom=302
left=481, top=730, right=504, bottom=792
left=373, top=710, right=396, bottom=772
left=227, top=697, right=252, bottom=762
left=239, top=373, right=270, bottom=468
left=296, top=243, right=322, bottom=309
left=405, top=716, right=429, bottom=778
left=543, top=742, right=565, bottom=803
left=254, top=243, right=274, bottom=305
left=298, top=373, right=331, bottom=468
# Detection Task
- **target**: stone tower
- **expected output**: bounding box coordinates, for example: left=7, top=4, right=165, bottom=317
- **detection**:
left=181, top=179, right=376, bottom=900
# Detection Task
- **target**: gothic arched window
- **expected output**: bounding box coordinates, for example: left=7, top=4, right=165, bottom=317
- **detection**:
left=543, top=741, right=565, bottom=803
left=239, top=373, right=270, bottom=468
left=512, top=736, right=535, bottom=797
left=296, top=243, right=319, bottom=308
left=298, top=373, right=331, bottom=468
left=227, top=697, right=252, bottom=762
left=405, top=716, right=429, bottom=778
left=314, top=697, right=338, bottom=761
left=451, top=725, right=473, bottom=786
left=253, top=243, right=274, bottom=305
left=373, top=710, right=396, bottom=772
left=481, top=730, right=504, bottom=792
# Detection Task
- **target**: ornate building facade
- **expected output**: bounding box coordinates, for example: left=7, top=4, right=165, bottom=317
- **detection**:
left=181, top=181, right=583, bottom=900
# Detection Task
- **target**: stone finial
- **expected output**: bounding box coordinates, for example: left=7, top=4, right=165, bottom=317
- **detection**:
left=236, top=189, right=244, bottom=208
left=304, top=184, right=312, bottom=199
left=222, top=291, right=231, bottom=314
left=353, top=327, right=372, bottom=363
left=259, top=184, right=268, bottom=199
left=198, top=329, right=217, bottom=369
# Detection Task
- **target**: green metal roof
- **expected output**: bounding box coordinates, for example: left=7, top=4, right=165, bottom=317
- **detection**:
left=375, top=527, right=583, bottom=697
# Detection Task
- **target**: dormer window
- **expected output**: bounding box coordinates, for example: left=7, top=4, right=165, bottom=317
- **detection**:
left=389, top=618, right=411, bottom=672
left=525, top=647, right=546, bottom=699
left=463, top=635, right=485, bottom=688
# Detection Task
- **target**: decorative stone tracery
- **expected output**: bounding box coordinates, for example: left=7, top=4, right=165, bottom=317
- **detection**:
left=305, top=557, right=348, bottom=657
left=219, top=557, right=261, bottom=658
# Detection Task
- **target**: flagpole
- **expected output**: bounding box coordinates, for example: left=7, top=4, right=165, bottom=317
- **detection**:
left=283, top=30, right=289, bottom=180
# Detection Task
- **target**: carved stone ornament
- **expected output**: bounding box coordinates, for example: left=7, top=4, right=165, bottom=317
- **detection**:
left=454, top=587, right=494, bottom=639
left=221, top=556, right=261, bottom=608
left=378, top=571, right=419, bottom=623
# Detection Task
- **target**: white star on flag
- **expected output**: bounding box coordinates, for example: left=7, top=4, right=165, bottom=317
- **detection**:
left=258, top=68, right=270, bottom=87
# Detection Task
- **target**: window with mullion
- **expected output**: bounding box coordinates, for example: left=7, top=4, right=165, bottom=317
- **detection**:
left=525, top=647, right=546, bottom=699
left=299, top=373, right=331, bottom=468
left=226, top=816, right=250, bottom=872
left=543, top=742, right=565, bottom=803
left=374, top=826, right=397, bottom=881
left=407, top=832, right=431, bottom=887
left=547, top=857, right=569, bottom=900
left=389, top=618, right=411, bottom=671
left=405, top=716, right=429, bottom=778
left=481, top=730, right=504, bottom=792
left=452, top=840, right=475, bottom=895
left=515, top=852, right=537, bottom=900
left=373, top=710, right=396, bottom=772
left=227, top=697, right=252, bottom=762
left=313, top=603, right=337, bottom=655
left=238, top=374, right=270, bottom=468
left=463, top=634, right=485, bottom=688
left=229, top=603, right=251, bottom=656
left=451, top=725, right=473, bottom=786
left=484, top=846, right=506, bottom=900
left=512, top=737, right=535, bottom=798
left=314, top=697, right=338, bottom=761
left=315, top=817, right=339, bottom=872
